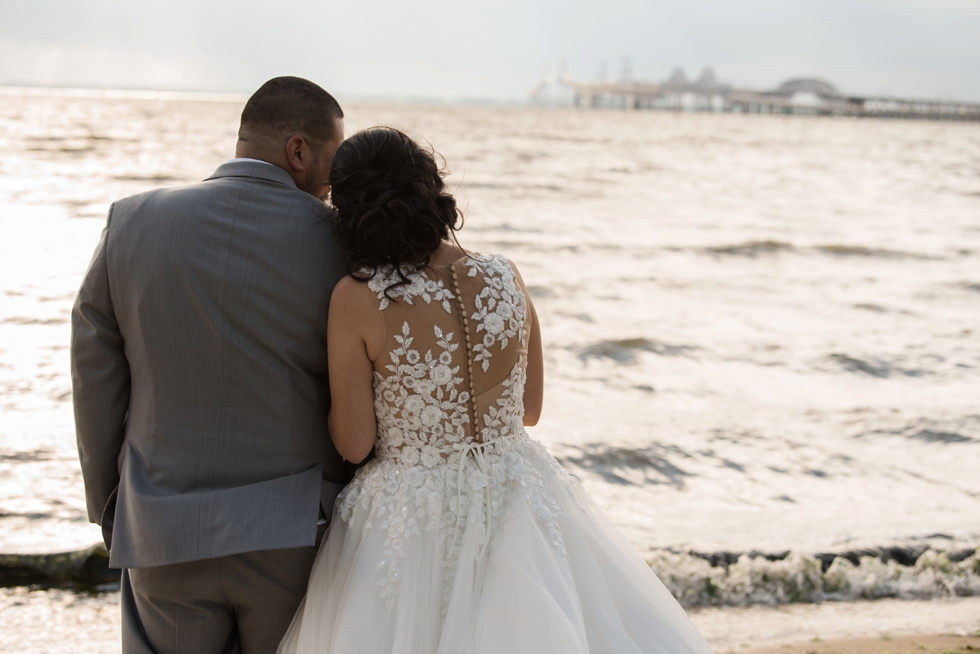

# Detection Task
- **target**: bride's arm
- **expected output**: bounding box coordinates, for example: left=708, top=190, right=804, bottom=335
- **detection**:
left=523, top=299, right=544, bottom=426
left=327, top=276, right=383, bottom=464
left=507, top=259, right=544, bottom=426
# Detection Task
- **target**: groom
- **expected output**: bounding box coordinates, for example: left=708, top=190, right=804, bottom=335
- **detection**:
left=72, top=77, right=350, bottom=654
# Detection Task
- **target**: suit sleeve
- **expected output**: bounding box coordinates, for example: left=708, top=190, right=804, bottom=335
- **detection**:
left=71, top=206, right=131, bottom=524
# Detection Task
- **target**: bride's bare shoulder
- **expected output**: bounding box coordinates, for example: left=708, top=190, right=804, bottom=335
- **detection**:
left=329, top=274, right=385, bottom=359
left=332, top=274, right=376, bottom=303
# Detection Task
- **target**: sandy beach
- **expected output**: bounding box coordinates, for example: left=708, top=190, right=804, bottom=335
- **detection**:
left=692, top=598, right=980, bottom=652
left=747, top=635, right=980, bottom=654
left=2, top=587, right=977, bottom=654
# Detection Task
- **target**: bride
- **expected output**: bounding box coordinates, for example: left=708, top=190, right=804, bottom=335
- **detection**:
left=278, top=127, right=712, bottom=654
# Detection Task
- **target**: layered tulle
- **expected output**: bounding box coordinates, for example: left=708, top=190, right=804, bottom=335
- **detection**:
left=278, top=436, right=712, bottom=654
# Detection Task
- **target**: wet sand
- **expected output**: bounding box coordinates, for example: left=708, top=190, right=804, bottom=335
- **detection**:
left=690, top=597, right=980, bottom=653
left=0, top=587, right=120, bottom=654
left=746, top=635, right=980, bottom=654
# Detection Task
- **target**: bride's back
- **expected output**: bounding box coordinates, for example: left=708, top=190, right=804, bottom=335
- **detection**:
left=366, top=254, right=529, bottom=465
left=283, top=127, right=713, bottom=654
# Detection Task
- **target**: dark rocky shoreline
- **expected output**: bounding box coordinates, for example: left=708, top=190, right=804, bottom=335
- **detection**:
left=680, top=545, right=980, bottom=572
left=0, top=544, right=119, bottom=590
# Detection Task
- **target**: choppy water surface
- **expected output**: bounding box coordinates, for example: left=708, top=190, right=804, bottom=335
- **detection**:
left=1, top=88, right=978, bottom=567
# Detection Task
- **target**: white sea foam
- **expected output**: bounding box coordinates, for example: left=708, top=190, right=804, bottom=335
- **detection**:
left=650, top=548, right=980, bottom=607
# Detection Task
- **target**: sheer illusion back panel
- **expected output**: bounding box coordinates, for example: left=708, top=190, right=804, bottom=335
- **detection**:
left=367, top=255, right=530, bottom=462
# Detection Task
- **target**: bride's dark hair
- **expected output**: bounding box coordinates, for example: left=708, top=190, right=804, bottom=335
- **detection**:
left=329, top=127, right=463, bottom=290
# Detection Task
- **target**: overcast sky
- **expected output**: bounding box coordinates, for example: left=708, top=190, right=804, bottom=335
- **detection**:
left=1, top=0, right=978, bottom=101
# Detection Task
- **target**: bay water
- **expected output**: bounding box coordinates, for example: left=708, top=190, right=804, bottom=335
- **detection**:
left=1, top=87, right=978, bottom=604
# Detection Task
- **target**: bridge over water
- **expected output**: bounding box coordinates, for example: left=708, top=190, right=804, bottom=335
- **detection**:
left=531, top=71, right=980, bottom=122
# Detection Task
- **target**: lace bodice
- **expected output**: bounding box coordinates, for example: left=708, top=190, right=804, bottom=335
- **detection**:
left=366, top=254, right=530, bottom=463
left=337, top=253, right=570, bottom=612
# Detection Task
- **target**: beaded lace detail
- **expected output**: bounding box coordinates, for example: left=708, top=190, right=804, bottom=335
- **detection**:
left=337, top=254, right=571, bottom=612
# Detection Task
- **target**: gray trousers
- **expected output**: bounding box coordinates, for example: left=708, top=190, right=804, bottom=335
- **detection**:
left=121, top=546, right=318, bottom=654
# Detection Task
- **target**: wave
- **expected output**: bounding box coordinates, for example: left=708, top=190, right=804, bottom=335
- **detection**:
left=113, top=174, right=185, bottom=183
left=0, top=316, right=68, bottom=326
left=852, top=302, right=894, bottom=313
left=828, top=353, right=930, bottom=378
left=27, top=145, right=95, bottom=154
left=702, top=241, right=939, bottom=260
left=0, top=449, right=53, bottom=462
left=26, top=134, right=117, bottom=143
left=705, top=240, right=794, bottom=256
left=649, top=546, right=980, bottom=607
left=578, top=338, right=695, bottom=364
left=813, top=244, right=936, bottom=259
left=462, top=182, right=564, bottom=192
left=828, top=354, right=893, bottom=378
left=558, top=442, right=692, bottom=489
left=855, top=415, right=979, bottom=444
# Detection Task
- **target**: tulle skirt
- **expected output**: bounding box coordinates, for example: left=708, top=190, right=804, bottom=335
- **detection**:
left=278, top=435, right=712, bottom=654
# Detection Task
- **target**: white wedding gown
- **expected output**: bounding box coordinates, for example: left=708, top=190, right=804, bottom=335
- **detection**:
left=278, top=254, right=712, bottom=654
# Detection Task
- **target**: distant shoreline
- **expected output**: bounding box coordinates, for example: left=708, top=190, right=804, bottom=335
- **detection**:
left=0, top=85, right=527, bottom=107
left=0, top=84, right=249, bottom=103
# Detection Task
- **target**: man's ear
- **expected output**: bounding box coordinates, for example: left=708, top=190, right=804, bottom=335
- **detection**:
left=285, top=134, right=308, bottom=175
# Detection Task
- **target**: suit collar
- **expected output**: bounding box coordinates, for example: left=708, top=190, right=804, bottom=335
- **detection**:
left=205, top=160, right=299, bottom=189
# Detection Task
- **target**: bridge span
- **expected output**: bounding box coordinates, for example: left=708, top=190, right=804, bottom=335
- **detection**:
left=530, top=70, right=980, bottom=122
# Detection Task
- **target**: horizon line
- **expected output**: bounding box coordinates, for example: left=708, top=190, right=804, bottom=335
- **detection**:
left=0, top=83, right=528, bottom=107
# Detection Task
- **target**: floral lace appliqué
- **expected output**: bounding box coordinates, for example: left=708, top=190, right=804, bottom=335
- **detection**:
left=373, top=321, right=469, bottom=462
left=365, top=265, right=455, bottom=313
left=465, top=255, right=528, bottom=372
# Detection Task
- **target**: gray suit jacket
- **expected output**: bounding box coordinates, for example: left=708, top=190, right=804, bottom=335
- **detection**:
left=71, top=161, right=350, bottom=569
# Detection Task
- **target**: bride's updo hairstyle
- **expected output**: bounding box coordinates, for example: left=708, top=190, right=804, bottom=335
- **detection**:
left=329, top=127, right=463, bottom=291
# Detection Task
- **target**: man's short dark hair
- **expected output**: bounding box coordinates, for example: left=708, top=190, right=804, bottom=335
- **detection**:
left=239, top=76, right=344, bottom=145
